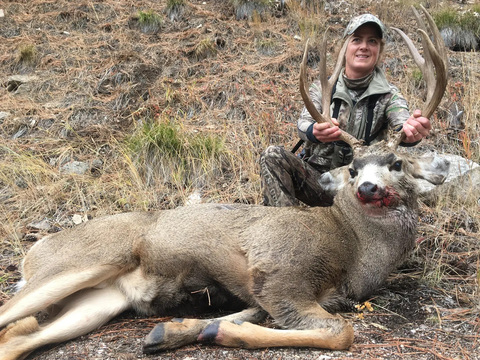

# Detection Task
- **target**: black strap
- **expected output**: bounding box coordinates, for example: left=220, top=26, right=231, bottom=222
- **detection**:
left=332, top=99, right=341, bottom=119
left=291, top=139, right=304, bottom=153
left=364, top=94, right=382, bottom=145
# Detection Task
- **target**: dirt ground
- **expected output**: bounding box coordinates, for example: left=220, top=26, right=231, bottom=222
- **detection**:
left=25, top=274, right=479, bottom=360
left=1, top=0, right=479, bottom=359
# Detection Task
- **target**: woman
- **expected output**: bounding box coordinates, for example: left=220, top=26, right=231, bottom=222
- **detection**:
left=260, top=14, right=431, bottom=207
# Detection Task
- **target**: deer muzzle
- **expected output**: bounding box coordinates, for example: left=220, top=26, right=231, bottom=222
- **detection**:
left=356, top=182, right=399, bottom=208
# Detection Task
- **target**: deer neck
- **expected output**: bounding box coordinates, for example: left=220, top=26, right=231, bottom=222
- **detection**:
left=327, top=187, right=418, bottom=300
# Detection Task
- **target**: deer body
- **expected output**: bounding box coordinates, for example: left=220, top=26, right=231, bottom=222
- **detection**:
left=25, top=164, right=417, bottom=315
left=0, top=144, right=448, bottom=360
left=14, top=193, right=416, bottom=318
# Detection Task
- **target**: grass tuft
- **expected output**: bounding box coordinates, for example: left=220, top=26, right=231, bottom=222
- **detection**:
left=125, top=117, right=227, bottom=189
left=16, top=44, right=38, bottom=65
left=194, top=38, right=217, bottom=60
left=137, top=10, right=162, bottom=33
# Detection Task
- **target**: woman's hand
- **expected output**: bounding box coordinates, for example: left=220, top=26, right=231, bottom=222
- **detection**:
left=312, top=118, right=342, bottom=143
left=402, top=109, right=431, bottom=143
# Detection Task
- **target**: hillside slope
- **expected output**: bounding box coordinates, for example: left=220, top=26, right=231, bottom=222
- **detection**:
left=0, top=1, right=479, bottom=359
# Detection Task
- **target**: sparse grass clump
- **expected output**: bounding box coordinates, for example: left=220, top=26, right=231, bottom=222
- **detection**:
left=433, top=7, right=480, bottom=50
left=16, top=44, right=38, bottom=65
left=166, top=0, right=186, bottom=21
left=256, top=38, right=277, bottom=55
left=137, top=10, right=162, bottom=33
left=194, top=38, right=217, bottom=60
left=231, top=0, right=272, bottom=21
left=126, top=117, right=227, bottom=189
left=434, top=7, right=480, bottom=36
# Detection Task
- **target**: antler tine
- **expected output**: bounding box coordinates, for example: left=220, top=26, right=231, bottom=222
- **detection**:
left=411, top=5, right=448, bottom=111
left=389, top=5, right=448, bottom=148
left=299, top=32, right=362, bottom=150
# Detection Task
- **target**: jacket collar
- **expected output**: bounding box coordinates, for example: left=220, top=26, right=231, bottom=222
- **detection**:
left=334, top=66, right=391, bottom=103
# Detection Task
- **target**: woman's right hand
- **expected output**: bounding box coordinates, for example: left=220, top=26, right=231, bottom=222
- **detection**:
left=312, top=118, right=342, bottom=143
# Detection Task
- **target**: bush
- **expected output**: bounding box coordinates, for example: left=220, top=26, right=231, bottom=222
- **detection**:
left=434, top=7, right=480, bottom=51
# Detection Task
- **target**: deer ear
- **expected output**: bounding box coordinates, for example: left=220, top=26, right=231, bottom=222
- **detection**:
left=318, top=166, right=349, bottom=197
left=410, top=154, right=450, bottom=185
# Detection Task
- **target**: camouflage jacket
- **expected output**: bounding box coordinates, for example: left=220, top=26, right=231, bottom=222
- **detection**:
left=297, top=67, right=410, bottom=172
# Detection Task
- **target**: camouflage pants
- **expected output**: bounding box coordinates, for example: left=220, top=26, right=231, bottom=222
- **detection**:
left=259, top=145, right=334, bottom=207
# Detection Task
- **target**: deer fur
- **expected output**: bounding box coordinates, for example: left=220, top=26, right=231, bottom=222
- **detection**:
left=0, top=143, right=449, bottom=359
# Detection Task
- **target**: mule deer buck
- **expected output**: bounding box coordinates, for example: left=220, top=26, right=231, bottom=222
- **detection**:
left=0, top=6, right=449, bottom=359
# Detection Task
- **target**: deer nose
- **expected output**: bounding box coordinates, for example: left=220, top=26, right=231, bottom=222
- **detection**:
left=357, top=182, right=379, bottom=199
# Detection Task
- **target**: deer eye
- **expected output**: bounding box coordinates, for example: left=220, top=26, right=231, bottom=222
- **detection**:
left=390, top=160, right=403, bottom=172
left=349, top=168, right=357, bottom=178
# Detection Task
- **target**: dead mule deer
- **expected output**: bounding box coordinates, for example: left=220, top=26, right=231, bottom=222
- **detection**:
left=0, top=6, right=448, bottom=360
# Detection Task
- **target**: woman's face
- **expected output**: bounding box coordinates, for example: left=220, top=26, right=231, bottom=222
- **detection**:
left=344, top=24, right=382, bottom=79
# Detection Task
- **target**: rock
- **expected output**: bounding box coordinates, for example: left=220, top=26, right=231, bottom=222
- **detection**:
left=422, top=166, right=480, bottom=207
left=440, top=27, right=478, bottom=52
left=72, top=214, right=88, bottom=225
left=419, top=154, right=480, bottom=206
left=60, top=161, right=90, bottom=175
left=5, top=75, right=39, bottom=93
left=186, top=190, right=203, bottom=205
left=27, top=219, right=51, bottom=232
left=0, top=111, right=10, bottom=122
left=91, top=159, right=103, bottom=170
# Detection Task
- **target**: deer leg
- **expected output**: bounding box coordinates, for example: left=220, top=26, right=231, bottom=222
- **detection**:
left=0, top=285, right=130, bottom=360
left=194, top=302, right=353, bottom=351
left=0, top=265, right=121, bottom=329
left=200, top=318, right=352, bottom=350
left=143, top=307, right=267, bottom=353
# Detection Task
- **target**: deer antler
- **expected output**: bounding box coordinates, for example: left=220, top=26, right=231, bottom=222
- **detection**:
left=299, top=30, right=363, bottom=151
left=388, top=5, right=448, bottom=148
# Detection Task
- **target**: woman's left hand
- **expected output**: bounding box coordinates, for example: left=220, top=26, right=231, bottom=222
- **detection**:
left=402, top=109, right=431, bottom=143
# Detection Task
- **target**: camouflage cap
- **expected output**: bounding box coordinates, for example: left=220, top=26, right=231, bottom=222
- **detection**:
left=343, top=14, right=386, bottom=39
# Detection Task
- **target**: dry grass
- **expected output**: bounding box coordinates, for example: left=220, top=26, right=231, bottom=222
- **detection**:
left=0, top=0, right=479, bottom=358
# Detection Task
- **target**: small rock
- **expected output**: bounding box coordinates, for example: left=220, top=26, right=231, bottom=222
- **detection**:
left=6, top=75, right=39, bottom=93
left=23, top=233, right=38, bottom=242
left=71, top=214, right=88, bottom=225
left=186, top=190, right=203, bottom=205
left=72, top=214, right=83, bottom=225
left=0, top=111, right=10, bottom=121
left=60, top=161, right=90, bottom=175
left=91, top=159, right=103, bottom=169
left=27, top=219, right=51, bottom=232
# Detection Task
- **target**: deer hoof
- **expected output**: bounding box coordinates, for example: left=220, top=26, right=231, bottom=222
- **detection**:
left=143, top=318, right=208, bottom=353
